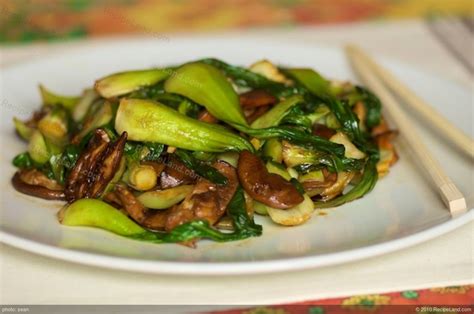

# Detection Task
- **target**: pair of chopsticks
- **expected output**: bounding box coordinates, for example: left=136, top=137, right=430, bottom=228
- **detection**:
left=346, top=45, right=471, bottom=215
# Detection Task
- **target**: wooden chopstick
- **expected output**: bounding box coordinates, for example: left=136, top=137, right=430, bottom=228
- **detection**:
left=346, top=45, right=467, bottom=215
left=347, top=45, right=474, bottom=159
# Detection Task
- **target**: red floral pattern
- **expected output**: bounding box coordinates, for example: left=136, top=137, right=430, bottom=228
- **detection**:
left=211, top=285, right=473, bottom=314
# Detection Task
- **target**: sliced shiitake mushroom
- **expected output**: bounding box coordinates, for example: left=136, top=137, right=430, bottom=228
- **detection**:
left=312, top=123, right=336, bottom=139
left=239, top=90, right=277, bottom=108
left=237, top=150, right=304, bottom=209
left=165, top=161, right=238, bottom=231
left=12, top=170, right=65, bottom=200
left=115, top=184, right=170, bottom=230
left=160, top=155, right=197, bottom=189
left=244, top=106, right=270, bottom=124
left=65, top=129, right=127, bottom=202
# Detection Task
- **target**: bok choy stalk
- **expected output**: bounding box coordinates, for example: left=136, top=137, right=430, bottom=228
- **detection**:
left=39, top=85, right=80, bottom=111
left=164, top=62, right=345, bottom=156
left=314, top=156, right=379, bottom=208
left=284, top=68, right=363, bottom=142
left=115, top=98, right=254, bottom=152
left=199, top=58, right=306, bottom=98
left=61, top=187, right=261, bottom=243
left=283, top=68, right=330, bottom=98
left=164, top=62, right=248, bottom=126
left=250, top=95, right=304, bottom=129
left=95, top=69, right=171, bottom=99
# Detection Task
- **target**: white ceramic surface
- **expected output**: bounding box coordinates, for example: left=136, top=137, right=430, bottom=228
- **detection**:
left=0, top=39, right=472, bottom=275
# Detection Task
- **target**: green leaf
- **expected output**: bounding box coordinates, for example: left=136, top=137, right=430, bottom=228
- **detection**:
left=115, top=98, right=254, bottom=153
left=284, top=68, right=330, bottom=98
left=165, top=62, right=248, bottom=126
left=39, top=85, right=80, bottom=111
left=175, top=149, right=228, bottom=185
left=250, top=95, right=304, bottom=129
left=355, top=86, right=382, bottom=128
left=95, top=69, right=171, bottom=99
left=12, top=152, right=34, bottom=169
left=226, top=186, right=262, bottom=236
left=314, top=156, right=378, bottom=208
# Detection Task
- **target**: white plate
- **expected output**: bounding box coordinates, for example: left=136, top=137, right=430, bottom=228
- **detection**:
left=0, top=38, right=472, bottom=275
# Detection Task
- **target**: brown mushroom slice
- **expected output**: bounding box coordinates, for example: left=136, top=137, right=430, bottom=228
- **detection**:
left=160, top=156, right=197, bottom=189
left=239, top=90, right=277, bottom=108
left=237, top=150, right=304, bottom=209
left=245, top=105, right=270, bottom=124
left=165, top=161, right=239, bottom=231
left=115, top=184, right=170, bottom=230
left=19, top=168, right=63, bottom=191
left=312, top=123, right=336, bottom=139
left=65, top=129, right=110, bottom=201
left=86, top=131, right=128, bottom=198
left=12, top=171, right=65, bottom=200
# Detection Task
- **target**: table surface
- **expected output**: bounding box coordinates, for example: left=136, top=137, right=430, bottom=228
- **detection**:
left=0, top=19, right=473, bottom=305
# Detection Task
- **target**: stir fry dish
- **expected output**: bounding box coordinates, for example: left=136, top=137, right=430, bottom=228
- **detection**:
left=11, top=59, right=398, bottom=245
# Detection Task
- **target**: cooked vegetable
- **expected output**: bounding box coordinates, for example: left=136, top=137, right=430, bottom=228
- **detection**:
left=314, top=157, right=378, bottom=208
left=13, top=118, right=34, bottom=140
left=28, top=130, right=50, bottom=164
left=284, top=68, right=329, bottom=97
left=238, top=150, right=304, bottom=209
left=65, top=129, right=127, bottom=202
left=60, top=198, right=147, bottom=236
left=73, top=100, right=113, bottom=143
left=12, top=170, right=65, bottom=200
left=39, top=84, right=80, bottom=110
left=239, top=89, right=277, bottom=107
left=250, top=96, right=303, bottom=129
left=266, top=161, right=292, bottom=181
left=37, top=107, right=69, bottom=146
left=127, top=163, right=158, bottom=191
left=250, top=59, right=290, bottom=84
left=164, top=62, right=248, bottom=126
left=72, top=88, right=98, bottom=122
left=263, top=138, right=283, bottom=163
left=115, top=98, right=254, bottom=152
left=266, top=194, right=314, bottom=226
left=95, top=69, right=170, bottom=98
left=330, top=132, right=366, bottom=159
left=137, top=185, right=194, bottom=209
left=175, top=149, right=228, bottom=185
left=11, top=58, right=397, bottom=246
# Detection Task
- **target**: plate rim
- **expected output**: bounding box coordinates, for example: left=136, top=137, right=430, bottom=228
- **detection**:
left=1, top=211, right=472, bottom=275
left=1, top=38, right=472, bottom=275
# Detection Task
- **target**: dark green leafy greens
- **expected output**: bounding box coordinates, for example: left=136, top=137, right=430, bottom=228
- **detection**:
left=129, top=187, right=262, bottom=243
left=124, top=141, right=165, bottom=162
left=314, top=156, right=379, bottom=208
left=174, top=149, right=228, bottom=185
left=353, top=86, right=382, bottom=128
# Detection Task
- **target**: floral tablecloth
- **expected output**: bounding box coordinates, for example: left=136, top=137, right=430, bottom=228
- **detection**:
left=212, top=286, right=473, bottom=313
left=1, top=0, right=472, bottom=308
left=0, top=0, right=473, bottom=43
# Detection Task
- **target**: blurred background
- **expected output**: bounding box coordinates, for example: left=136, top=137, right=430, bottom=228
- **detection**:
left=0, top=0, right=472, bottom=44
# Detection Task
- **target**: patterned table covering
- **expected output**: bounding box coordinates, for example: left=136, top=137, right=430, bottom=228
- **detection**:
left=212, top=286, right=474, bottom=313
left=1, top=0, right=472, bottom=308
left=0, top=0, right=473, bottom=43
